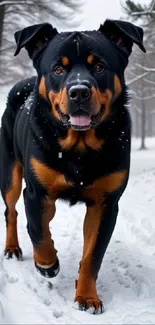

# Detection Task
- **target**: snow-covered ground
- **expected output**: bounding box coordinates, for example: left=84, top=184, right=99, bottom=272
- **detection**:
left=0, top=91, right=155, bottom=323
left=0, top=136, right=154, bottom=324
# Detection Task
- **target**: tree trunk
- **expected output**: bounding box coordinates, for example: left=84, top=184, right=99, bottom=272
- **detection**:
left=0, top=4, right=5, bottom=51
left=135, top=108, right=138, bottom=137
left=147, top=111, right=152, bottom=137
left=140, top=53, right=147, bottom=150
left=140, top=100, right=146, bottom=150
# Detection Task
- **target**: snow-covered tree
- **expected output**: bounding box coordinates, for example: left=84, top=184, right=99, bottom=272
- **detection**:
left=123, top=0, right=155, bottom=149
left=0, top=0, right=78, bottom=85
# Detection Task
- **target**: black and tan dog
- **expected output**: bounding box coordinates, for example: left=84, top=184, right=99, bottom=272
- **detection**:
left=0, top=20, right=145, bottom=313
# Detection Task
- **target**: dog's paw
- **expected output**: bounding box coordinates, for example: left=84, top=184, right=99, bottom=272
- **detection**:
left=4, top=247, right=23, bottom=261
left=74, top=296, right=104, bottom=314
left=35, top=258, right=60, bottom=278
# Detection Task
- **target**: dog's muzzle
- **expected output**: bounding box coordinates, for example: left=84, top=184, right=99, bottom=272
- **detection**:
left=68, top=84, right=92, bottom=130
left=56, top=84, right=104, bottom=130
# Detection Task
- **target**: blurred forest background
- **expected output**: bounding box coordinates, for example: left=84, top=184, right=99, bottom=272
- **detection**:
left=0, top=0, right=155, bottom=149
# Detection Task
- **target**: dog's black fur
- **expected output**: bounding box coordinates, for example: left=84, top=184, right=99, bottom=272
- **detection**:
left=0, top=19, right=145, bottom=313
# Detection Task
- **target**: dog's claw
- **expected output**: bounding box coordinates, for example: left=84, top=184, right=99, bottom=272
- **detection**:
left=4, top=247, right=23, bottom=260
left=35, top=258, right=60, bottom=278
left=74, top=297, right=104, bottom=314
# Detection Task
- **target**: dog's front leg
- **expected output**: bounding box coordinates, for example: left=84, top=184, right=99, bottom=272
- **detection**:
left=23, top=187, right=59, bottom=278
left=74, top=202, right=118, bottom=314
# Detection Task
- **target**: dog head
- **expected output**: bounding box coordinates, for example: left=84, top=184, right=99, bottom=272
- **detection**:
left=14, top=20, right=146, bottom=131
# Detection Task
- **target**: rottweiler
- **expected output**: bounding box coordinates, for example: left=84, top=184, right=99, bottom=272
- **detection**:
left=0, top=19, right=146, bottom=313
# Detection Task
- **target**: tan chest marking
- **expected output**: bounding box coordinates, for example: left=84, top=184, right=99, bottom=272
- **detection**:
left=30, top=158, right=127, bottom=203
left=58, top=128, right=104, bottom=151
left=30, top=157, right=71, bottom=195
left=83, top=170, right=127, bottom=203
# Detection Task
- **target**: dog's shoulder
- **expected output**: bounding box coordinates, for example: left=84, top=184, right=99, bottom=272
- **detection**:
left=7, top=76, right=36, bottom=111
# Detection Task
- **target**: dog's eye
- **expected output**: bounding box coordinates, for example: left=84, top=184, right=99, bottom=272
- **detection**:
left=54, top=66, right=64, bottom=76
left=94, top=63, right=105, bottom=73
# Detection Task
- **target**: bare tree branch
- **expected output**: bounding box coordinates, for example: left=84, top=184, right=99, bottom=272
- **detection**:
left=135, top=63, right=155, bottom=72
left=133, top=93, right=155, bottom=100
left=127, top=72, right=151, bottom=86
left=143, top=78, right=155, bottom=85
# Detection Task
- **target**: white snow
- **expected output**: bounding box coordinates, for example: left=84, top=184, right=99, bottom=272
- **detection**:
left=0, top=137, right=154, bottom=324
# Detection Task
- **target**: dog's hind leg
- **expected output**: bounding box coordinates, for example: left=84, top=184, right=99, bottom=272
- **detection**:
left=1, top=161, right=23, bottom=259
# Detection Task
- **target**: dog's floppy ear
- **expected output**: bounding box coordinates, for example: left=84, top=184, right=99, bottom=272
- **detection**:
left=99, top=19, right=146, bottom=54
left=14, top=23, right=58, bottom=59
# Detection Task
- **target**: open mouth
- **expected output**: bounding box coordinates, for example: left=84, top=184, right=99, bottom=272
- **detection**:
left=91, top=105, right=105, bottom=128
left=56, top=105, right=104, bottom=130
left=69, top=114, right=91, bottom=131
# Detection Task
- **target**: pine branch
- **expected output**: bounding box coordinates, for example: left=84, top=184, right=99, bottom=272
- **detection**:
left=123, top=0, right=155, bottom=18
left=0, top=1, right=33, bottom=5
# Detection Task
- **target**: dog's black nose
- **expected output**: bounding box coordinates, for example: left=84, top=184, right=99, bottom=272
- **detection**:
left=68, top=85, right=91, bottom=103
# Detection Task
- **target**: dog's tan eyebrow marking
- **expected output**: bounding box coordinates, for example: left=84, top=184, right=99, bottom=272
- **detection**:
left=62, top=56, right=69, bottom=66
left=87, top=55, right=94, bottom=64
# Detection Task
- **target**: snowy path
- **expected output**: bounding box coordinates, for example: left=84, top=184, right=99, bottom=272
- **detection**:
left=0, top=138, right=155, bottom=324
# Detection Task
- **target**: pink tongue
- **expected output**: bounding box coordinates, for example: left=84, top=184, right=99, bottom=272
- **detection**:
left=70, top=115, right=91, bottom=126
